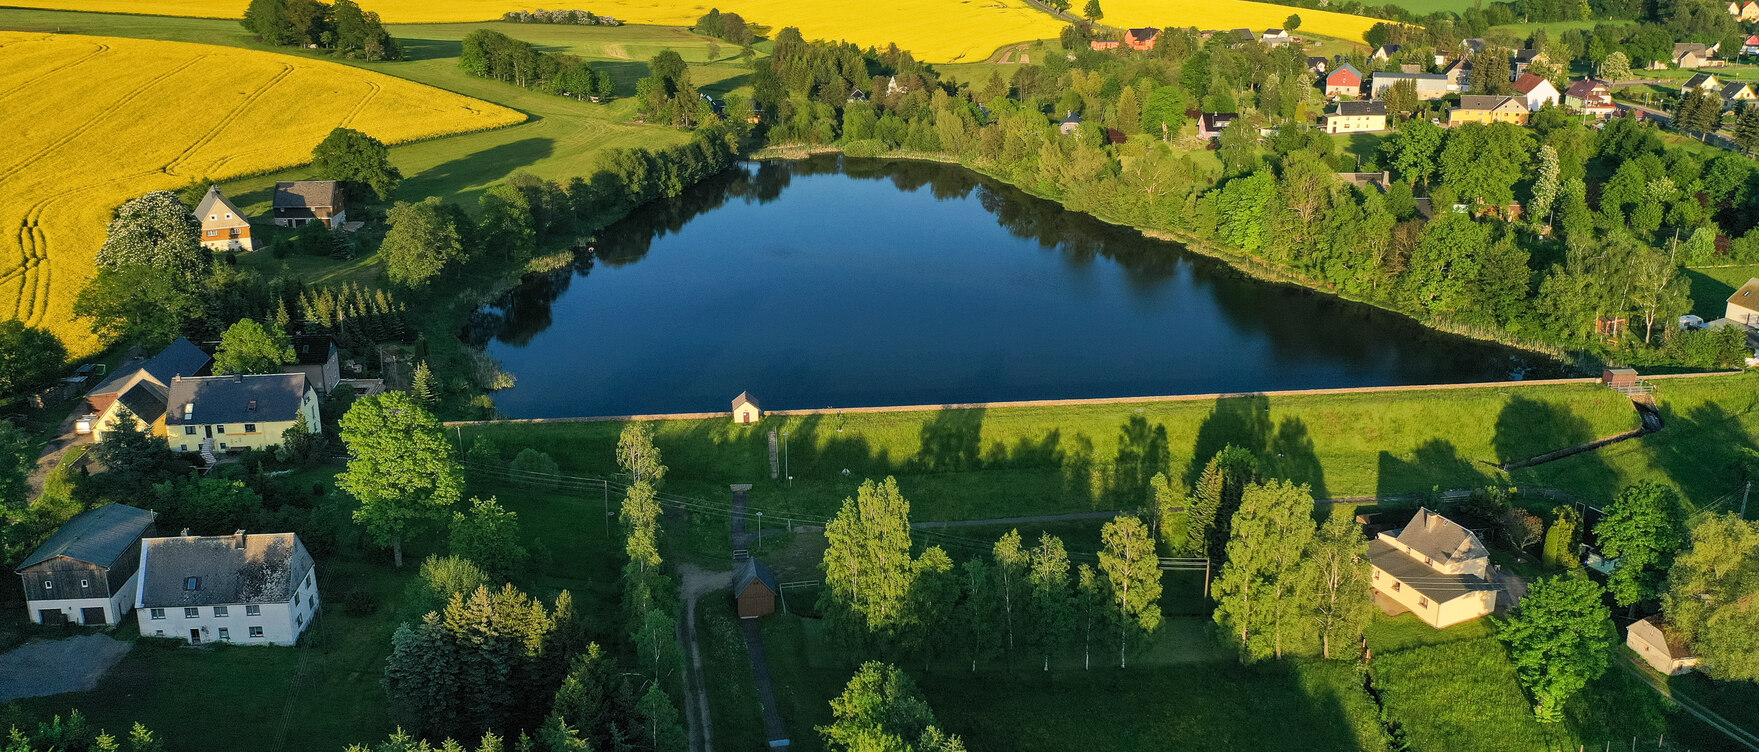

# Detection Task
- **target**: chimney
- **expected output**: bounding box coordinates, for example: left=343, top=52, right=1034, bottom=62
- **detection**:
left=248, top=400, right=257, bottom=412
left=233, top=530, right=246, bottom=549
left=179, top=527, right=190, bottom=536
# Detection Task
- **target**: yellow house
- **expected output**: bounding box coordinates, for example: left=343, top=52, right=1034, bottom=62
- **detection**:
left=1447, top=95, right=1530, bottom=126
left=731, top=391, right=762, bottom=424
left=1727, top=278, right=1759, bottom=326
left=1627, top=617, right=1698, bottom=675
left=1369, top=508, right=1498, bottom=628
left=164, top=373, right=320, bottom=453
left=81, top=338, right=211, bottom=441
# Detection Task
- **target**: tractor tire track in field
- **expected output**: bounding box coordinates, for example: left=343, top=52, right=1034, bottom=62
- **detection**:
left=0, top=41, right=110, bottom=103
left=164, top=63, right=296, bottom=177
left=0, top=53, right=209, bottom=179
left=338, top=79, right=382, bottom=129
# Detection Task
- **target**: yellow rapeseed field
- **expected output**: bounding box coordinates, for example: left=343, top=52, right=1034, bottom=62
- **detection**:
left=0, top=32, right=523, bottom=354
left=1098, top=0, right=1380, bottom=42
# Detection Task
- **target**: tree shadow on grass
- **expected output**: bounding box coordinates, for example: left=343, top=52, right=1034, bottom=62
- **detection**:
left=394, top=37, right=464, bottom=62
left=393, top=137, right=556, bottom=208
left=1634, top=399, right=1759, bottom=509
left=1375, top=440, right=1491, bottom=501
left=1185, top=394, right=1272, bottom=487
left=1493, top=395, right=1620, bottom=504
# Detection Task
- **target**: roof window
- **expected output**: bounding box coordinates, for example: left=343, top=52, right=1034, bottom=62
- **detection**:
left=185, top=576, right=200, bottom=591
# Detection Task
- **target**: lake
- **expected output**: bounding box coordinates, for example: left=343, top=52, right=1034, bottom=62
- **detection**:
left=468, top=157, right=1556, bottom=418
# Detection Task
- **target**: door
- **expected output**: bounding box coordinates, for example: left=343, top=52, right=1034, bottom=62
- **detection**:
left=189, top=629, right=202, bottom=644
left=81, top=607, right=106, bottom=625
left=741, top=411, right=751, bottom=424
left=39, top=609, right=65, bottom=625
left=204, top=425, right=212, bottom=438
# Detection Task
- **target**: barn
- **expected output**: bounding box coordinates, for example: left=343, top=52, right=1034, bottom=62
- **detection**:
left=734, top=558, right=778, bottom=619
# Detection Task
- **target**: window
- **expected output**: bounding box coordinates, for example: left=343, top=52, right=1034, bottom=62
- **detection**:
left=185, top=576, right=199, bottom=591
left=294, top=593, right=301, bottom=607
left=246, top=605, right=261, bottom=616
left=1424, top=558, right=1433, bottom=567
left=218, top=627, right=230, bottom=641
left=178, top=445, right=187, bottom=452
left=154, top=630, right=164, bottom=637
left=296, top=613, right=304, bottom=627
left=205, top=229, right=218, bottom=237
left=43, top=581, right=51, bottom=591
left=150, top=608, right=165, bottom=620
left=1418, top=597, right=1429, bottom=609
left=244, top=423, right=257, bottom=433
left=214, top=606, right=228, bottom=618
left=184, top=607, right=199, bottom=618
left=209, top=214, right=217, bottom=220
left=184, top=426, right=196, bottom=435
left=80, top=579, right=89, bottom=588
left=1372, top=569, right=1379, bottom=581
left=249, top=626, right=264, bottom=638
left=216, top=425, right=226, bottom=434
left=1392, top=581, right=1402, bottom=592
left=225, top=213, right=232, bottom=219
left=219, top=443, right=228, bottom=450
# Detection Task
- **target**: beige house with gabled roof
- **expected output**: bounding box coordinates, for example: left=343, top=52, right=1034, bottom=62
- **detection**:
left=732, top=391, right=761, bottom=424
left=1727, top=278, right=1759, bottom=326
left=1369, top=508, right=1498, bottom=628
left=195, top=186, right=255, bottom=252
left=1627, top=617, right=1698, bottom=675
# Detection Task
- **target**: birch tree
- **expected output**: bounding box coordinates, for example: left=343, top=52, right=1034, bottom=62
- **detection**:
left=1098, top=515, right=1162, bottom=668
left=1073, top=564, right=1104, bottom=670
left=1212, top=480, right=1318, bottom=661
left=1306, top=514, right=1371, bottom=660
left=1025, top=533, right=1071, bottom=671
left=820, top=477, right=917, bottom=644
left=952, top=558, right=1001, bottom=671
left=992, top=530, right=1029, bottom=657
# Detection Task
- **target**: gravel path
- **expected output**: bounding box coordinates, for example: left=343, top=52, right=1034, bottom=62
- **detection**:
left=0, top=634, right=132, bottom=701
left=678, top=563, right=731, bottom=752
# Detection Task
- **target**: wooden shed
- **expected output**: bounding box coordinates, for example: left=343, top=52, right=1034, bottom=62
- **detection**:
left=1602, top=368, right=1638, bottom=389
left=732, top=391, right=761, bottom=424
left=734, top=558, right=778, bottom=619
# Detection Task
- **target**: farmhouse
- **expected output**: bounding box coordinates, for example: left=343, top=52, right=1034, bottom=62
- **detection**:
left=81, top=337, right=211, bottom=440
left=1563, top=79, right=1615, bottom=117
left=164, top=373, right=321, bottom=454
left=1447, top=95, right=1530, bottom=126
left=272, top=180, right=347, bottom=229
left=1722, top=82, right=1756, bottom=108
left=1745, top=34, right=1759, bottom=55
left=1627, top=617, right=1699, bottom=675
left=1512, top=73, right=1560, bottom=111
left=1727, top=278, right=1759, bottom=326
left=734, top=557, right=779, bottom=618
left=1510, top=48, right=1546, bottom=79
left=136, top=531, right=319, bottom=645
left=1368, top=508, right=1498, bottom=628
left=1443, top=58, right=1471, bottom=90
left=1322, top=100, right=1387, bottom=134
left=1124, top=27, right=1159, bottom=51
left=1671, top=43, right=1723, bottom=69
left=1306, top=56, right=1329, bottom=74
left=15, top=504, right=157, bottom=626
left=1684, top=72, right=1722, bottom=93
left=1259, top=28, right=1292, bottom=47
left=1323, top=63, right=1363, bottom=97
left=1370, top=72, right=1452, bottom=100
left=194, top=186, right=255, bottom=252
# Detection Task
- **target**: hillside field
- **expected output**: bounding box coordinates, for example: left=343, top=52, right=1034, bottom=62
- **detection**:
left=0, top=31, right=522, bottom=354
left=0, top=0, right=1070, bottom=61
left=1097, top=0, right=1380, bottom=42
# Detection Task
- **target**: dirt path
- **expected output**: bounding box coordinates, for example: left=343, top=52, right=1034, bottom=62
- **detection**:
left=1619, top=656, right=1759, bottom=751
left=678, top=563, right=730, bottom=752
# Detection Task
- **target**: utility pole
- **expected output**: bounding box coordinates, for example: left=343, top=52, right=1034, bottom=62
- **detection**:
left=1743, top=480, right=1751, bottom=518
left=782, top=431, right=790, bottom=486
left=604, top=479, right=611, bottom=539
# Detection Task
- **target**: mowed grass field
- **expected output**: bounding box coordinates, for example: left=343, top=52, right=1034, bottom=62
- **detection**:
left=1098, top=0, right=1380, bottom=43
left=0, top=31, right=522, bottom=355
left=4, top=0, right=1070, bottom=62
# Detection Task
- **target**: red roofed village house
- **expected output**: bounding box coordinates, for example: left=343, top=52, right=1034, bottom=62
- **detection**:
left=1324, top=63, right=1363, bottom=97
left=1563, top=79, right=1615, bottom=117
left=1511, top=73, right=1560, bottom=111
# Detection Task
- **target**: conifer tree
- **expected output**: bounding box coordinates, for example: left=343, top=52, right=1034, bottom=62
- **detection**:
left=411, top=361, right=438, bottom=405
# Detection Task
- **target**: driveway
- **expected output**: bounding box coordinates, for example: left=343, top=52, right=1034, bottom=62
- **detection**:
left=0, top=634, right=132, bottom=701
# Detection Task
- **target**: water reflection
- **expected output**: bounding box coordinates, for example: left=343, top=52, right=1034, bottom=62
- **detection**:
left=470, top=156, right=1558, bottom=418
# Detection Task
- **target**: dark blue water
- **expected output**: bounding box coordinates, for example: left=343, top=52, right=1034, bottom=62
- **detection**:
left=468, top=157, right=1554, bottom=417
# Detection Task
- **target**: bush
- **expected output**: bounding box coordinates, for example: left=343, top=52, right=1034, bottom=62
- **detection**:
left=509, top=447, right=559, bottom=487
left=342, top=587, right=378, bottom=616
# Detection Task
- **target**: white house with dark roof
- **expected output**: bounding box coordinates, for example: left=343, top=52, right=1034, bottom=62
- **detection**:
left=15, top=504, right=157, bottom=625
left=1368, top=508, right=1498, bottom=628
left=271, top=181, right=346, bottom=229
left=1370, top=72, right=1454, bottom=100
left=165, top=372, right=320, bottom=454
left=136, top=531, right=318, bottom=645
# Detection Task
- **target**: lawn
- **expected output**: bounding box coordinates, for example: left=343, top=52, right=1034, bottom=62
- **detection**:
left=0, top=26, right=521, bottom=356
left=1684, top=263, right=1759, bottom=320
left=0, top=0, right=1069, bottom=62
left=461, top=378, right=1653, bottom=522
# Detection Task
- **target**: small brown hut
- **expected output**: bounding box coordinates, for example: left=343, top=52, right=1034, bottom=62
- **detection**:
left=734, top=558, right=778, bottom=619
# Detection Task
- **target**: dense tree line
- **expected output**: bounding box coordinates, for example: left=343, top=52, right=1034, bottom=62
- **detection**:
left=733, top=29, right=1759, bottom=369
left=501, top=9, right=621, bottom=25
left=691, top=8, right=755, bottom=45
left=460, top=29, right=612, bottom=101
left=242, top=0, right=400, bottom=60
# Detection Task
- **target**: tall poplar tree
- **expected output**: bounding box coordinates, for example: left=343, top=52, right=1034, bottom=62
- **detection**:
left=1098, top=515, right=1162, bottom=668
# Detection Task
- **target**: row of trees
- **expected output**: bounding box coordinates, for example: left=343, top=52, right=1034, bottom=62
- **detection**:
left=242, top=0, right=400, bottom=60
left=379, top=126, right=738, bottom=288
left=460, top=29, right=613, bottom=101
left=817, top=477, right=1164, bottom=670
